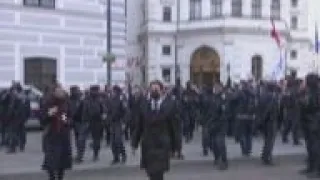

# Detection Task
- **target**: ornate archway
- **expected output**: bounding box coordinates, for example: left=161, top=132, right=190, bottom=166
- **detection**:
left=190, top=46, right=220, bottom=87
left=251, top=55, right=263, bottom=81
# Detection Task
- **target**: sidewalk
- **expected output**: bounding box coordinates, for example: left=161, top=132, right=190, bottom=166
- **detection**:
left=0, top=131, right=305, bottom=175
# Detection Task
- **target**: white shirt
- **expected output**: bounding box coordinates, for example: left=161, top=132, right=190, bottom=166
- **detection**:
left=151, top=97, right=164, bottom=111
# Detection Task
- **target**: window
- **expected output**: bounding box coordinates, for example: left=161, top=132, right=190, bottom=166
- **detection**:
left=162, top=68, right=171, bottom=83
left=231, top=0, right=242, bottom=17
left=190, top=0, right=202, bottom=20
left=24, top=0, right=55, bottom=8
left=163, top=6, right=172, bottom=22
left=211, top=0, right=222, bottom=18
left=251, top=55, right=263, bottom=80
left=162, top=45, right=171, bottom=55
left=251, top=0, right=262, bottom=19
left=291, top=16, right=298, bottom=30
left=291, top=0, right=298, bottom=7
left=271, top=0, right=281, bottom=20
left=290, top=50, right=297, bottom=60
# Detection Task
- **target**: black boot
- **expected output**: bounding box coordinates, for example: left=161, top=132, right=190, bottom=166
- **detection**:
left=261, top=156, right=274, bottom=166
left=93, top=150, right=99, bottom=162
left=298, top=167, right=314, bottom=175
left=48, top=170, right=55, bottom=180
left=121, top=153, right=127, bottom=164
left=219, top=161, right=228, bottom=171
left=203, top=149, right=208, bottom=156
left=57, top=170, right=65, bottom=180
left=111, top=158, right=120, bottom=165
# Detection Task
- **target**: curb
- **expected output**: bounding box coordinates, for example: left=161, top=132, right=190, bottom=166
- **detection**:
left=0, top=153, right=305, bottom=178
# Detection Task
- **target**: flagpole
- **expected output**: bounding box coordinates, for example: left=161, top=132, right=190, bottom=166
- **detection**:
left=317, top=53, right=319, bottom=74
left=316, top=23, right=319, bottom=74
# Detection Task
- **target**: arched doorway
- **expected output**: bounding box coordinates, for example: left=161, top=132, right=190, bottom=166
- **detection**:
left=24, top=57, right=57, bottom=92
left=251, top=55, right=263, bottom=81
left=190, top=46, right=220, bottom=87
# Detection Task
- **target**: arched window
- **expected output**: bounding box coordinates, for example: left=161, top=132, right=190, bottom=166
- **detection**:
left=271, top=0, right=281, bottom=20
left=252, top=0, right=262, bottom=19
left=211, top=0, right=222, bottom=18
left=231, top=0, right=242, bottom=17
left=251, top=55, right=263, bottom=80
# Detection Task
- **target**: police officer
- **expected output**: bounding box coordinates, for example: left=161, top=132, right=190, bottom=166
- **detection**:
left=282, top=71, right=301, bottom=145
left=235, top=80, right=256, bottom=157
left=299, top=73, right=320, bottom=178
left=259, top=82, right=279, bottom=165
left=69, top=86, right=86, bottom=163
left=7, top=83, right=30, bottom=153
left=107, top=85, right=127, bottom=164
left=79, top=85, right=104, bottom=161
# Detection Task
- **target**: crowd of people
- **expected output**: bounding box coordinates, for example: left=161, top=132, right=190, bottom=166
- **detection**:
left=1, top=70, right=320, bottom=180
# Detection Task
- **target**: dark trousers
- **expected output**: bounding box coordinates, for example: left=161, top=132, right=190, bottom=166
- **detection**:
left=148, top=172, right=164, bottom=180
left=238, top=120, right=253, bottom=155
left=1, top=121, right=8, bottom=146
left=75, top=123, right=89, bottom=160
left=111, top=126, right=126, bottom=161
left=303, top=126, right=316, bottom=171
left=282, top=108, right=300, bottom=143
left=261, top=120, right=277, bottom=162
left=18, top=123, right=26, bottom=150
left=211, top=132, right=227, bottom=163
left=201, top=126, right=210, bottom=153
left=104, top=125, right=111, bottom=145
left=47, top=169, right=65, bottom=180
left=91, top=127, right=103, bottom=158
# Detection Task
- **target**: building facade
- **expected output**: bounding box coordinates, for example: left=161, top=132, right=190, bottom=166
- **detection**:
left=127, top=0, right=311, bottom=86
left=0, top=0, right=127, bottom=90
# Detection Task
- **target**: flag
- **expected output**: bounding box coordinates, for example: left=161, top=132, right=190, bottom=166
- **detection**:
left=271, top=49, right=285, bottom=80
left=271, top=18, right=281, bottom=48
left=316, top=24, right=319, bottom=53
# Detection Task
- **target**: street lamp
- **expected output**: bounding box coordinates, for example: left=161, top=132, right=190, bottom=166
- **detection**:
left=106, top=0, right=112, bottom=86
left=174, top=0, right=181, bottom=86
left=102, top=52, right=116, bottom=86
left=226, top=63, right=231, bottom=87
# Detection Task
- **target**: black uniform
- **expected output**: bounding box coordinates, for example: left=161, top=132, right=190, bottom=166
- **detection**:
left=107, top=85, right=127, bottom=164
left=202, top=86, right=228, bottom=170
left=79, top=86, right=104, bottom=161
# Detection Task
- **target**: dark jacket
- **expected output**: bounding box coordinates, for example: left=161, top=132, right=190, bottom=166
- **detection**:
left=41, top=95, right=72, bottom=171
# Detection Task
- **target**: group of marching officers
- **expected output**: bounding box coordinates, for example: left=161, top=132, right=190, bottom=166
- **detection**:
left=2, top=70, right=320, bottom=180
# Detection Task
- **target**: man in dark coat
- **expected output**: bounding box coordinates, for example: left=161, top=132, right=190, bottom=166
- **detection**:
left=107, top=85, right=127, bottom=164
left=0, top=89, right=10, bottom=147
left=6, top=83, right=30, bottom=153
left=202, top=83, right=228, bottom=170
left=79, top=85, right=105, bottom=161
left=259, top=82, right=279, bottom=165
left=131, top=80, right=179, bottom=180
left=235, top=81, right=256, bottom=157
left=181, top=81, right=198, bottom=142
left=68, top=86, right=85, bottom=163
left=299, top=73, right=320, bottom=178
left=282, top=71, right=301, bottom=145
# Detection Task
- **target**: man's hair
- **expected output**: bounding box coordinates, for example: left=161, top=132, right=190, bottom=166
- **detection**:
left=150, top=80, right=164, bottom=90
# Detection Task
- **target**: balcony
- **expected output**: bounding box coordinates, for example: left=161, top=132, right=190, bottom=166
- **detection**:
left=140, top=15, right=290, bottom=36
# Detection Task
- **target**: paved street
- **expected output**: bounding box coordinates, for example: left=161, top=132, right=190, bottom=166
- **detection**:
left=1, top=155, right=308, bottom=180
left=0, top=130, right=305, bottom=177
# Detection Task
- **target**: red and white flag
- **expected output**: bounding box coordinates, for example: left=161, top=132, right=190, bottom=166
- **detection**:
left=271, top=18, right=281, bottom=48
